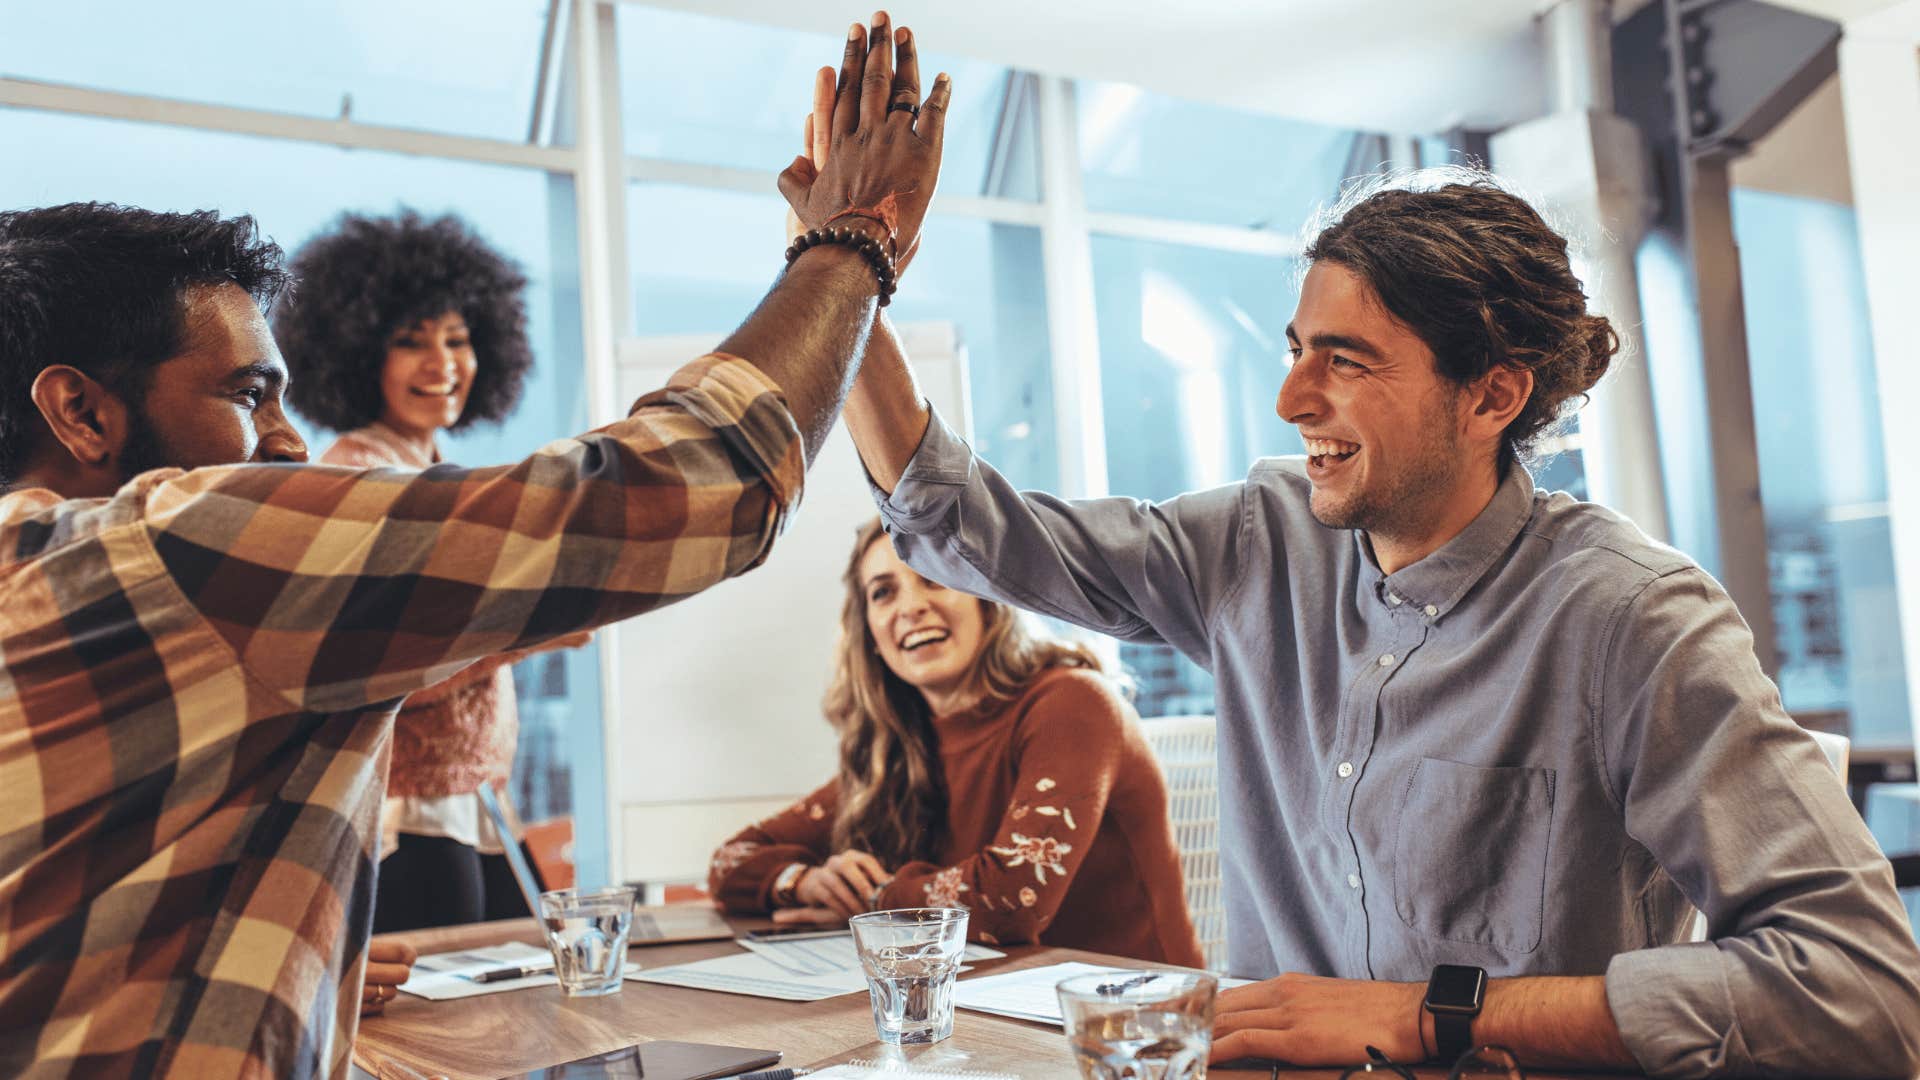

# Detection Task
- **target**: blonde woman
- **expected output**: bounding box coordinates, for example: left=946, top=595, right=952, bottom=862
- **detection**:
left=709, top=519, right=1202, bottom=964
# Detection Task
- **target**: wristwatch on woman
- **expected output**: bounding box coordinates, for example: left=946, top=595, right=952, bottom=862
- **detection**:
left=771, top=862, right=808, bottom=907
left=1423, top=964, right=1487, bottom=1064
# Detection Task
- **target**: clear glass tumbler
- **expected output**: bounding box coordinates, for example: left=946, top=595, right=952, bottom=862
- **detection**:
left=1056, top=970, right=1217, bottom=1080
left=537, top=885, right=636, bottom=997
left=848, top=907, right=970, bottom=1044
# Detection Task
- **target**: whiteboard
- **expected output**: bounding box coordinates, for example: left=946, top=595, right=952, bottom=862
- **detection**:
left=611, top=324, right=972, bottom=882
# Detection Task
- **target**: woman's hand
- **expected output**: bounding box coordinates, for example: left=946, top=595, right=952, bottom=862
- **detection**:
left=360, top=939, right=418, bottom=1016
left=789, top=849, right=893, bottom=919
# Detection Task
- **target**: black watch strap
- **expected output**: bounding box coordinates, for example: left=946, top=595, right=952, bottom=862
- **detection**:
left=1433, top=1011, right=1473, bottom=1064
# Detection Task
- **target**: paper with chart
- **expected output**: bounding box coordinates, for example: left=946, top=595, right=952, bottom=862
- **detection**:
left=629, top=936, right=1003, bottom=1002
left=740, top=934, right=1003, bottom=976
left=400, top=941, right=645, bottom=1001
left=952, top=961, right=1128, bottom=1024
left=953, top=962, right=1252, bottom=1026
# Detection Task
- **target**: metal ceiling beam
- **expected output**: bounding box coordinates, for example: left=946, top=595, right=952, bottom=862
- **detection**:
left=1606, top=0, right=1846, bottom=678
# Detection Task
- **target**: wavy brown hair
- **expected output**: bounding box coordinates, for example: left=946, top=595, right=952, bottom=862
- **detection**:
left=1303, top=167, right=1619, bottom=468
left=824, top=518, right=1106, bottom=867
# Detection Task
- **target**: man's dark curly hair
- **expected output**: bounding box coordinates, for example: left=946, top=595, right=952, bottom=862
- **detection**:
left=273, top=209, right=532, bottom=433
left=1303, top=168, right=1618, bottom=467
left=0, top=202, right=289, bottom=486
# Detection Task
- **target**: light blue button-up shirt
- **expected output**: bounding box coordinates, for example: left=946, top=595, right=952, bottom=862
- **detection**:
left=873, top=410, right=1920, bottom=1078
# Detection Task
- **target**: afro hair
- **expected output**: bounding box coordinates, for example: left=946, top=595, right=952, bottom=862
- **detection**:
left=274, top=209, right=533, bottom=433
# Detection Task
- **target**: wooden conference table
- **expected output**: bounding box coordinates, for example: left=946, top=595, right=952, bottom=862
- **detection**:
left=355, top=906, right=1635, bottom=1080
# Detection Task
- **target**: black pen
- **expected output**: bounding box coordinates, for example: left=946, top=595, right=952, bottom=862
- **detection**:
left=466, top=963, right=554, bottom=983
left=734, top=1068, right=810, bottom=1080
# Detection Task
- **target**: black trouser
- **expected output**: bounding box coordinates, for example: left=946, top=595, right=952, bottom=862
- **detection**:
left=373, top=833, right=535, bottom=933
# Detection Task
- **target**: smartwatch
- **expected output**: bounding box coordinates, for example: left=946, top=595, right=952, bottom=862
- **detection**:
left=1423, top=964, right=1486, bottom=1064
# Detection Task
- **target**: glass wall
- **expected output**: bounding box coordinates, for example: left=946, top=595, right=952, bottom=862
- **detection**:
left=1732, top=188, right=1911, bottom=748
left=616, top=5, right=1036, bottom=202
left=1077, top=87, right=1379, bottom=716
left=623, top=182, right=1059, bottom=492
left=1078, top=79, right=1359, bottom=230
left=2, top=0, right=557, bottom=142
left=1089, top=235, right=1302, bottom=716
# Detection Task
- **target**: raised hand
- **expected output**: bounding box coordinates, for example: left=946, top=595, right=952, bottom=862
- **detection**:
left=783, top=66, right=837, bottom=247
left=777, top=12, right=948, bottom=276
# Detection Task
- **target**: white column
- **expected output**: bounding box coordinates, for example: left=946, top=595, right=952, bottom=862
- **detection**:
left=1034, top=75, right=1109, bottom=499
left=1489, top=0, right=1671, bottom=542
left=569, top=0, right=633, bottom=885
left=1836, top=2, right=1920, bottom=745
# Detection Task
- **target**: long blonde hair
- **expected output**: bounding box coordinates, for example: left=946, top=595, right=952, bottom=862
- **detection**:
left=823, top=518, right=1104, bottom=866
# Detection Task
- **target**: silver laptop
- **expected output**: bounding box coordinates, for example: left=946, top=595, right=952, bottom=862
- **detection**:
left=474, top=784, right=732, bottom=944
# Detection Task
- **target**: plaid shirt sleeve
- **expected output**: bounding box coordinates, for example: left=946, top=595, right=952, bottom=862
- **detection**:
left=0, top=354, right=802, bottom=1080
left=144, top=353, right=804, bottom=712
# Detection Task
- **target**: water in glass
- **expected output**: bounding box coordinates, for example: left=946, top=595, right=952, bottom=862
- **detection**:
left=538, top=886, right=635, bottom=997
left=849, top=908, right=969, bottom=1044
left=1058, top=971, right=1216, bottom=1080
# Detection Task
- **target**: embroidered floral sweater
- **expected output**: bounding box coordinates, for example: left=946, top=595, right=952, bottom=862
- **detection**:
left=709, top=668, right=1204, bottom=966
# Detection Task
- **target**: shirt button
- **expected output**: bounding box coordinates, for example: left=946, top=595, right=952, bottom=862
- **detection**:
left=1424, top=604, right=1439, bottom=617
left=1337, top=761, right=1355, bottom=779
left=1378, top=654, right=1395, bottom=667
left=1347, top=873, right=1362, bottom=889
left=1387, top=593, right=1403, bottom=606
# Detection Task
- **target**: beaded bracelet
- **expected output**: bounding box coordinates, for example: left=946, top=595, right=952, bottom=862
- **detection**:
left=785, top=225, right=899, bottom=307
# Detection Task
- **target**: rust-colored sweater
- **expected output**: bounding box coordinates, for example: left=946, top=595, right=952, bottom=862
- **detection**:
left=709, top=668, right=1203, bottom=966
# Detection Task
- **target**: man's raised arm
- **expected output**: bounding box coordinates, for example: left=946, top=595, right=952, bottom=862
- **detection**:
left=143, top=15, right=952, bottom=713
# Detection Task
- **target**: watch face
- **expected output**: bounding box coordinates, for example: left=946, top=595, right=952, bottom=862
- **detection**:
left=1425, top=964, right=1486, bottom=1011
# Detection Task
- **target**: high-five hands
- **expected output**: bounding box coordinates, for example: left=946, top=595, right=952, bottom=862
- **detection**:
left=777, top=11, right=948, bottom=277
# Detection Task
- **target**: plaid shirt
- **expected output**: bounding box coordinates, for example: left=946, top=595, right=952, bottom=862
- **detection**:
left=0, top=356, right=803, bottom=1079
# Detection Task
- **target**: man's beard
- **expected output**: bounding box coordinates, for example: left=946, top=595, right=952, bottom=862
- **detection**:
left=1309, top=391, right=1463, bottom=543
left=116, top=409, right=178, bottom=482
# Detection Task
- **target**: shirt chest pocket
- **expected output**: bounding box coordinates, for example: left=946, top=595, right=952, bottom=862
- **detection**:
left=1390, top=757, right=1556, bottom=955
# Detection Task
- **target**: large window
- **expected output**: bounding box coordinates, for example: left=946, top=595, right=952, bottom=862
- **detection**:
left=1732, top=188, right=1911, bottom=748
left=1089, top=235, right=1302, bottom=716
left=2, top=0, right=557, bottom=142
left=624, top=183, right=1058, bottom=492
left=1076, top=87, right=1377, bottom=716
left=616, top=5, right=1035, bottom=201
left=615, top=6, right=1055, bottom=494
left=1078, top=79, right=1360, bottom=230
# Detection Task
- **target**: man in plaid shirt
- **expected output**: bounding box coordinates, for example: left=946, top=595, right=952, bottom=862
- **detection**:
left=0, top=24, right=947, bottom=1077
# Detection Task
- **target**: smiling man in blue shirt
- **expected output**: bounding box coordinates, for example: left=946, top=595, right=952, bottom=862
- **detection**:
left=792, top=154, right=1920, bottom=1076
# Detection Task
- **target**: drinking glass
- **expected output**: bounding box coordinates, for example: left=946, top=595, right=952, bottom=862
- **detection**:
left=848, top=907, right=970, bottom=1044
left=537, top=885, right=636, bottom=996
left=1056, top=970, right=1217, bottom=1080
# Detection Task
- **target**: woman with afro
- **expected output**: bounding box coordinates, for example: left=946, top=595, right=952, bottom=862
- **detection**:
left=275, top=209, right=583, bottom=931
